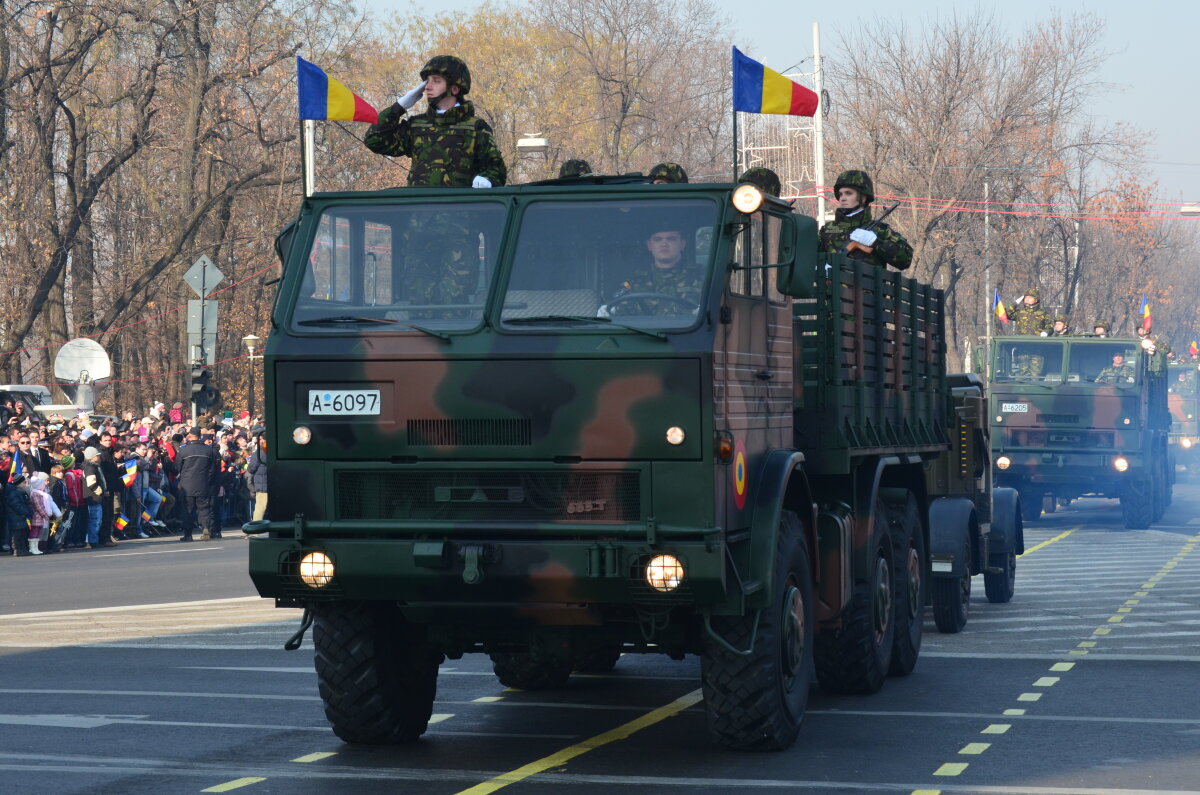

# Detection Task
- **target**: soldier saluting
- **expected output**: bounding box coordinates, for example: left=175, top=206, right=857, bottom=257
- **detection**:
left=819, top=170, right=912, bottom=270
left=364, top=55, right=507, bottom=188
left=1007, top=288, right=1050, bottom=335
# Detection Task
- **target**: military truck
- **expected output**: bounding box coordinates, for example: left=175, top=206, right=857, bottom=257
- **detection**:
left=924, top=373, right=1023, bottom=633
left=246, top=178, right=958, bottom=751
left=989, top=335, right=1171, bottom=529
left=1167, top=362, right=1200, bottom=481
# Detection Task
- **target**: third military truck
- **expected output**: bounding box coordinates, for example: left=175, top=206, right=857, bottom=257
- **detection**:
left=989, top=335, right=1171, bottom=528
left=1168, top=362, right=1200, bottom=481
left=246, top=177, right=999, bottom=751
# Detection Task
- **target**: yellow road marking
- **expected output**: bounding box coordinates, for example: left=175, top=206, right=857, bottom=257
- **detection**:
left=1093, top=627, right=1111, bottom=635
left=291, top=752, right=336, bottom=763
left=911, top=790, right=942, bottom=795
left=1108, top=616, right=1125, bottom=623
left=455, top=689, right=703, bottom=794
left=1124, top=599, right=1140, bottom=605
left=1118, top=606, right=1133, bottom=612
left=1069, top=649, right=1088, bottom=655
left=1017, top=693, right=1042, bottom=702
left=202, top=778, right=265, bottom=793
left=1019, top=527, right=1076, bottom=557
left=1142, top=583, right=1156, bottom=589
left=1003, top=709, right=1026, bottom=716
left=474, top=696, right=505, bottom=703
left=982, top=724, right=1011, bottom=734
left=1050, top=662, right=1074, bottom=672
left=1033, top=677, right=1059, bottom=687
left=959, top=742, right=990, bottom=755
left=1134, top=591, right=1149, bottom=597
left=429, top=713, right=454, bottom=723
left=1077, top=641, right=1096, bottom=648
left=934, top=763, right=968, bottom=776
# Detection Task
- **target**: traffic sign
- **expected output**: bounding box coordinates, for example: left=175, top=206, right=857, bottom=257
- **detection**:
left=183, top=255, right=225, bottom=298
left=186, top=300, right=219, bottom=335
left=188, top=332, right=218, bottom=365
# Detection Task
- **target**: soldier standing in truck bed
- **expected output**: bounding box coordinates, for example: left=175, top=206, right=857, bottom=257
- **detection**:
left=1007, top=288, right=1050, bottom=336
left=818, top=170, right=912, bottom=270
left=364, top=55, right=507, bottom=189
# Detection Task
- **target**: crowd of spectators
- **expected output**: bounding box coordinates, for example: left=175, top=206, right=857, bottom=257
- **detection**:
left=0, top=396, right=268, bottom=557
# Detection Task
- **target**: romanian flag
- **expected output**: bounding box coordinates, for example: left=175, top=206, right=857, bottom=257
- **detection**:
left=8, top=453, right=22, bottom=482
left=122, top=460, right=137, bottom=488
left=297, top=57, right=379, bottom=124
left=114, top=515, right=129, bottom=530
left=1140, top=293, right=1152, bottom=330
left=993, top=289, right=1009, bottom=325
left=141, top=510, right=152, bottom=522
left=1190, top=339, right=1198, bottom=357
left=732, top=47, right=819, bottom=116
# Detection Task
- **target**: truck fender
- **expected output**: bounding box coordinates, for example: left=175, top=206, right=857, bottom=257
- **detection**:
left=745, top=450, right=810, bottom=610
left=990, top=487, right=1023, bottom=555
left=927, top=496, right=976, bottom=578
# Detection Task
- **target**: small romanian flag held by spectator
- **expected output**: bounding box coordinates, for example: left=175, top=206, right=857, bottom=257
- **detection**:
left=141, top=510, right=152, bottom=522
left=8, top=453, right=21, bottom=482
left=297, top=56, right=379, bottom=124
left=1140, top=293, right=1152, bottom=330
left=122, top=460, right=137, bottom=488
left=732, top=47, right=819, bottom=117
left=114, top=515, right=129, bottom=530
left=1190, top=339, right=1198, bottom=357
left=993, top=289, right=1009, bottom=325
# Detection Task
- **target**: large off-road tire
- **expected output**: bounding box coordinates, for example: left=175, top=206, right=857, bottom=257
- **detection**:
left=1121, top=480, right=1154, bottom=529
left=888, top=494, right=925, bottom=676
left=573, top=646, right=622, bottom=673
left=490, top=652, right=573, bottom=690
left=932, top=535, right=971, bottom=633
left=701, top=510, right=814, bottom=751
left=1018, top=489, right=1042, bottom=523
left=815, top=499, right=896, bottom=695
left=984, top=548, right=1016, bottom=604
left=312, top=602, right=442, bottom=744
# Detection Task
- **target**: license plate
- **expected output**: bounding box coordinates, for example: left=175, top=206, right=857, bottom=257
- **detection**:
left=308, top=389, right=381, bottom=416
left=1001, top=402, right=1029, bottom=413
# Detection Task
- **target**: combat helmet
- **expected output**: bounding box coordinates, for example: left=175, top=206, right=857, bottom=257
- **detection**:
left=739, top=166, right=782, bottom=197
left=1024, top=287, right=1041, bottom=301
left=833, top=169, right=874, bottom=204
left=558, top=159, right=593, bottom=178
left=649, top=162, right=689, bottom=183
left=420, top=55, right=471, bottom=95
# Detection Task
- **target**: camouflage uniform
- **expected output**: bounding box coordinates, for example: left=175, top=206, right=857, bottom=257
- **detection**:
left=1050, top=315, right=1071, bottom=336
left=559, top=159, right=593, bottom=178
left=1008, top=303, right=1049, bottom=336
left=1091, top=320, right=1110, bottom=337
left=649, top=162, right=688, bottom=183
left=818, top=170, right=913, bottom=270
left=739, top=167, right=782, bottom=197
left=609, top=265, right=704, bottom=315
left=363, top=56, right=507, bottom=188
left=1096, top=360, right=1136, bottom=384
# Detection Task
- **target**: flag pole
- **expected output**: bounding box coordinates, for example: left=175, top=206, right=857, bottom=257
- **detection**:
left=732, top=109, right=739, bottom=181
left=302, top=120, right=316, bottom=197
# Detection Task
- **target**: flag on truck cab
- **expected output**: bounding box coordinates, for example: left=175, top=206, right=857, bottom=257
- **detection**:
left=297, top=57, right=379, bottom=124
left=1140, top=293, right=1152, bottom=330
left=732, top=47, right=819, bottom=116
left=993, top=289, right=1009, bottom=324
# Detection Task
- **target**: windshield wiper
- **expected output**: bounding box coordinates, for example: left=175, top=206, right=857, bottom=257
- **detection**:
left=295, top=315, right=451, bottom=341
left=504, top=314, right=666, bottom=340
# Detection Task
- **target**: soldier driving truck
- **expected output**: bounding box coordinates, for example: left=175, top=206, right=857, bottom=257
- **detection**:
left=248, top=164, right=1007, bottom=751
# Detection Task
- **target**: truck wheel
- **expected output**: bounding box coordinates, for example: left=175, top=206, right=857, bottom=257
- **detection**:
left=1018, top=490, right=1042, bottom=522
left=932, top=536, right=971, bottom=633
left=1120, top=480, right=1153, bottom=529
left=815, top=499, right=895, bottom=695
left=888, top=494, right=925, bottom=675
left=490, top=652, right=573, bottom=690
left=312, top=602, right=442, bottom=744
left=984, top=549, right=1016, bottom=604
left=701, top=510, right=814, bottom=750
left=573, top=646, right=622, bottom=673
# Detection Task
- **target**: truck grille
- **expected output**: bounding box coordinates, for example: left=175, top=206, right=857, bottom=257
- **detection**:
left=335, top=470, right=641, bottom=523
left=408, top=419, right=532, bottom=446
left=1037, top=413, right=1080, bottom=424
left=1006, top=429, right=1115, bottom=448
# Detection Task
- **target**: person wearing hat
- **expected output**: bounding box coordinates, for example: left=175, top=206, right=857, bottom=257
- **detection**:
left=648, top=162, right=688, bottom=184
left=1092, top=320, right=1110, bottom=337
left=558, top=159, right=593, bottom=179
left=738, top=166, right=782, bottom=198
left=364, top=55, right=507, bottom=188
left=601, top=214, right=703, bottom=317
left=81, top=445, right=112, bottom=548
left=1050, top=315, right=1071, bottom=336
left=1096, top=350, right=1137, bottom=384
left=176, top=426, right=222, bottom=541
left=4, top=472, right=35, bottom=556
left=246, top=427, right=270, bottom=522
left=1007, top=287, right=1050, bottom=336
left=818, top=169, right=912, bottom=270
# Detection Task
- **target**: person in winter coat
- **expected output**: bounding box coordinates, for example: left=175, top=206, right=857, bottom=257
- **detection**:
left=28, top=472, right=61, bottom=555
left=5, top=473, right=35, bottom=556
left=246, top=431, right=269, bottom=521
left=175, top=427, right=221, bottom=542
left=82, top=446, right=112, bottom=548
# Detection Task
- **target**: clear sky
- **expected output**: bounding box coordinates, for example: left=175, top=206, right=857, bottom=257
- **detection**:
left=368, top=0, right=1198, bottom=201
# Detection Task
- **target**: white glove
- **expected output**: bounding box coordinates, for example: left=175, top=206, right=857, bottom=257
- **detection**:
left=849, top=228, right=878, bottom=246
left=398, top=82, right=425, bottom=110
left=472, top=175, right=493, bottom=189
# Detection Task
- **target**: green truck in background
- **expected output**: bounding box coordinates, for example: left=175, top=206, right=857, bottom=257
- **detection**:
left=989, top=335, right=1171, bottom=529
left=245, top=177, right=987, bottom=750
left=1167, top=362, right=1200, bottom=481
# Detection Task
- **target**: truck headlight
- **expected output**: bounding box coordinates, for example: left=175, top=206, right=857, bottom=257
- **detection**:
left=1183, top=438, right=1194, bottom=449
left=732, top=184, right=764, bottom=214
left=995, top=456, right=1011, bottom=470
left=292, top=426, right=312, bottom=445
left=1113, top=457, right=1129, bottom=472
left=665, top=426, right=686, bottom=445
left=299, top=551, right=334, bottom=588
left=645, top=554, right=684, bottom=592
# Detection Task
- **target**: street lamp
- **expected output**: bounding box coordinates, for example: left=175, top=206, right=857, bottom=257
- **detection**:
left=516, top=133, right=549, bottom=153
left=242, top=334, right=262, bottom=418
left=1180, top=203, right=1200, bottom=216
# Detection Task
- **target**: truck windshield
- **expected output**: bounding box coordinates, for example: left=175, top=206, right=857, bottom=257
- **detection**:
left=1067, top=342, right=1140, bottom=385
left=1169, top=367, right=1198, bottom=395
left=992, top=340, right=1065, bottom=383
left=290, top=202, right=507, bottom=332
left=499, top=199, right=717, bottom=330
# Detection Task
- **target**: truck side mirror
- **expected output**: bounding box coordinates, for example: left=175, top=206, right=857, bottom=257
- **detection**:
left=775, top=214, right=819, bottom=299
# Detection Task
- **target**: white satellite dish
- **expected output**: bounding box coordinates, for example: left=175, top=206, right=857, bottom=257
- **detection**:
left=54, top=338, right=112, bottom=383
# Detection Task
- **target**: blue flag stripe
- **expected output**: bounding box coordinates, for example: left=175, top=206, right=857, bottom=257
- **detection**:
left=296, top=57, right=330, bottom=120
left=732, top=47, right=764, bottom=113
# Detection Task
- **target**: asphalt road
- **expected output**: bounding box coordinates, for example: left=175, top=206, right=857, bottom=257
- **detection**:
left=1, top=486, right=1198, bottom=794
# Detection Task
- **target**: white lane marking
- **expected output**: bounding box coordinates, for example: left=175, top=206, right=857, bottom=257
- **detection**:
left=100, top=545, right=231, bottom=558
left=0, top=596, right=264, bottom=620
